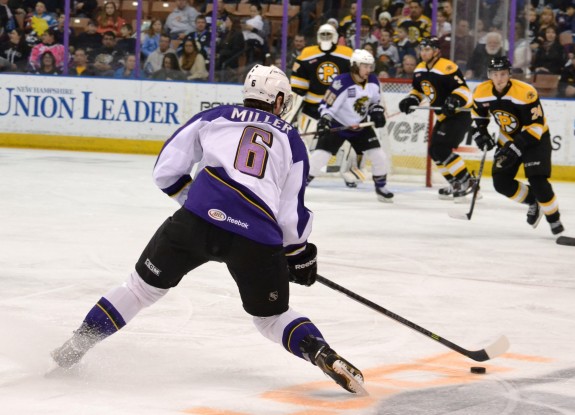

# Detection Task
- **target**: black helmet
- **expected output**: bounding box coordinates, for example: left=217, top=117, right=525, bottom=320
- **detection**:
left=488, top=56, right=512, bottom=72
left=419, top=36, right=440, bottom=49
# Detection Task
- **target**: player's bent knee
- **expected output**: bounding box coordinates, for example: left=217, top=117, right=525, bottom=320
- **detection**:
left=127, top=270, right=170, bottom=307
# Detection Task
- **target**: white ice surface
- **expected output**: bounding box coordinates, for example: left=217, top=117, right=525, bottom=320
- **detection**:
left=1, top=148, right=574, bottom=415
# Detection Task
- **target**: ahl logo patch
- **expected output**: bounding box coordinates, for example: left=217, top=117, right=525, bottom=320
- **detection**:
left=208, top=209, right=227, bottom=221
left=269, top=291, right=279, bottom=301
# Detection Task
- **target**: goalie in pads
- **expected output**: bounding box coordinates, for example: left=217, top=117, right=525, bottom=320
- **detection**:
left=51, top=65, right=366, bottom=395
left=307, top=49, right=393, bottom=202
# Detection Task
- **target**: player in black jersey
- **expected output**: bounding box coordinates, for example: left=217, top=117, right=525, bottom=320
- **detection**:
left=398, top=36, right=475, bottom=202
left=471, top=57, right=564, bottom=235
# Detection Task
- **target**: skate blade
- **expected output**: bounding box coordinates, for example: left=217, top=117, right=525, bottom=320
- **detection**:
left=377, top=195, right=394, bottom=203
left=332, top=361, right=369, bottom=396
left=438, top=194, right=453, bottom=201
left=530, top=210, right=544, bottom=229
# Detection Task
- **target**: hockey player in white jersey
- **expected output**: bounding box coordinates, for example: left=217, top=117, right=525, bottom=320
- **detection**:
left=307, top=49, right=393, bottom=202
left=50, top=65, right=366, bottom=395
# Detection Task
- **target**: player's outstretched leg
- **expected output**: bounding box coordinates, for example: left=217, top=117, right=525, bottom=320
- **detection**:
left=300, top=335, right=366, bottom=395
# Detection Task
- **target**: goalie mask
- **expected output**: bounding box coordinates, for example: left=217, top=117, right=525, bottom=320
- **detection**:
left=317, top=24, right=338, bottom=52
left=243, top=64, right=293, bottom=116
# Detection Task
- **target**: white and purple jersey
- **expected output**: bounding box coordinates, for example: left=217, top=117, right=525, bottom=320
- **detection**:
left=153, top=105, right=313, bottom=252
left=319, top=73, right=381, bottom=138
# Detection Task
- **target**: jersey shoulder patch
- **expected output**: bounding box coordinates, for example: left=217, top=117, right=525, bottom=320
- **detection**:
left=434, top=58, right=458, bottom=75
left=509, top=80, right=538, bottom=104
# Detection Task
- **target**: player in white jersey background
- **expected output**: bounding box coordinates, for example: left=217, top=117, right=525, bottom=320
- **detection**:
left=51, top=65, right=366, bottom=395
left=307, top=49, right=393, bottom=203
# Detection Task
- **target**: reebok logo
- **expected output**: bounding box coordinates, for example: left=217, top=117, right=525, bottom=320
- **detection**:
left=295, top=258, right=316, bottom=269
left=145, top=258, right=161, bottom=276
left=208, top=208, right=249, bottom=229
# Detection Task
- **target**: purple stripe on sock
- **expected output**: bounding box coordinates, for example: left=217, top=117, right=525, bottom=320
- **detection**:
left=83, top=297, right=126, bottom=336
left=282, top=317, right=323, bottom=359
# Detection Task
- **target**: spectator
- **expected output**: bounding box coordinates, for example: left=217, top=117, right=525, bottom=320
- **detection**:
left=113, top=53, right=136, bottom=78
left=115, top=22, right=135, bottom=55
left=96, top=1, right=125, bottom=36
left=73, top=0, right=97, bottom=18
left=556, top=4, right=575, bottom=34
left=436, top=10, right=451, bottom=38
left=397, top=0, right=431, bottom=44
left=141, top=18, right=162, bottom=58
left=165, top=0, right=198, bottom=40
left=75, top=20, right=102, bottom=54
left=69, top=47, right=95, bottom=76
left=396, top=53, right=417, bottom=78
left=53, top=12, right=76, bottom=47
left=440, top=0, right=452, bottom=22
left=178, top=14, right=210, bottom=62
left=242, top=3, right=267, bottom=64
left=90, top=30, right=122, bottom=77
left=354, top=17, right=378, bottom=48
left=534, top=7, right=558, bottom=48
left=144, top=33, right=175, bottom=76
left=31, top=49, right=60, bottom=74
left=465, top=31, right=504, bottom=80
left=559, top=48, right=575, bottom=97
left=179, top=38, right=207, bottom=80
left=1, top=0, right=17, bottom=39
left=527, top=6, right=539, bottom=46
left=286, top=33, right=306, bottom=72
left=438, top=19, right=474, bottom=70
left=205, top=0, right=227, bottom=38
left=513, top=21, right=532, bottom=75
left=151, top=51, right=186, bottom=80
left=395, top=25, right=417, bottom=62
left=365, top=41, right=391, bottom=76
left=339, top=1, right=371, bottom=40
left=373, top=12, right=394, bottom=42
left=24, top=1, right=57, bottom=38
left=28, top=27, right=64, bottom=70
left=0, top=28, right=30, bottom=71
left=532, top=26, right=566, bottom=74
left=216, top=14, right=244, bottom=81
left=376, top=29, right=399, bottom=67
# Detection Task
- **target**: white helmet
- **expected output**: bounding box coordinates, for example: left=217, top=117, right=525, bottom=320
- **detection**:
left=351, top=49, right=375, bottom=67
left=243, top=64, right=293, bottom=116
left=317, top=24, right=338, bottom=51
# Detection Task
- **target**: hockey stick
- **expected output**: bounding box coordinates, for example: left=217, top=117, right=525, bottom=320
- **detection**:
left=556, top=235, right=575, bottom=246
left=316, top=274, right=510, bottom=362
left=409, top=106, right=472, bottom=112
left=448, top=149, right=488, bottom=220
left=300, top=121, right=375, bottom=137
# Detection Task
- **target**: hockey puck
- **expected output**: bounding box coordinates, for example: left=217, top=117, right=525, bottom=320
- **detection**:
left=470, top=366, right=486, bottom=374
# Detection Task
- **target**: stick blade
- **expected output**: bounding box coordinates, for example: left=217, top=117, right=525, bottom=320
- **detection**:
left=448, top=211, right=471, bottom=220
left=467, top=335, right=510, bottom=362
left=556, top=235, right=575, bottom=246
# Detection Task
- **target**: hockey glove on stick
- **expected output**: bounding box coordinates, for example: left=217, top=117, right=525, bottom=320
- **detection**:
left=316, top=115, right=333, bottom=139
left=495, top=141, right=522, bottom=170
left=441, top=95, right=464, bottom=117
left=369, top=104, right=386, bottom=128
left=286, top=243, right=317, bottom=286
left=471, top=126, right=495, bottom=151
left=398, top=96, right=419, bottom=114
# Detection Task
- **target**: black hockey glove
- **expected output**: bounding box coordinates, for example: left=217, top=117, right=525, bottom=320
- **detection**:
left=369, top=104, right=386, bottom=128
left=286, top=243, right=317, bottom=287
left=442, top=95, right=464, bottom=117
left=471, top=126, right=495, bottom=151
left=495, top=141, right=522, bottom=170
left=398, top=96, right=419, bottom=114
left=316, top=115, right=332, bottom=138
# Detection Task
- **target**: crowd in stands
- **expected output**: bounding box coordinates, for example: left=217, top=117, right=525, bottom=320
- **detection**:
left=1, top=0, right=575, bottom=97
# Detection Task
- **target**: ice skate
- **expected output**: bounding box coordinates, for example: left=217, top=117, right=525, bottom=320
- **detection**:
left=51, top=327, right=100, bottom=369
left=453, top=176, right=478, bottom=204
left=526, top=202, right=543, bottom=228
left=314, top=345, right=367, bottom=395
left=550, top=220, right=564, bottom=235
left=375, top=186, right=394, bottom=203
left=438, top=185, right=453, bottom=200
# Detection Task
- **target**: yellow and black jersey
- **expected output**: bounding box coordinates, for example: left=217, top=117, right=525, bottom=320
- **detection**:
left=290, top=45, right=353, bottom=109
left=472, top=79, right=548, bottom=146
left=397, top=16, right=432, bottom=43
left=408, top=57, right=472, bottom=122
